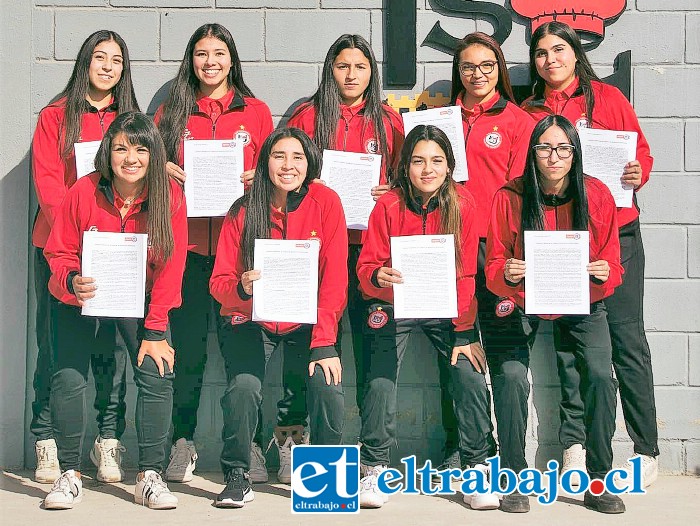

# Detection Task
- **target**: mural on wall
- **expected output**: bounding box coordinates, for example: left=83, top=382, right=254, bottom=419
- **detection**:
left=385, top=0, right=630, bottom=112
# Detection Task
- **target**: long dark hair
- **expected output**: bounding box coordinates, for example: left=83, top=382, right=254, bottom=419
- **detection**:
left=52, top=30, right=139, bottom=159
left=393, top=125, right=463, bottom=269
left=158, top=23, right=254, bottom=163
left=309, top=34, right=393, bottom=179
left=450, top=32, right=515, bottom=104
left=94, top=112, right=174, bottom=260
left=230, top=128, right=322, bottom=270
left=529, top=21, right=600, bottom=125
left=521, top=115, right=588, bottom=233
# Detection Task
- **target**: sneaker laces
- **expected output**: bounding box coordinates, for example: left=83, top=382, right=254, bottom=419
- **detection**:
left=225, top=470, right=247, bottom=490
left=37, top=442, right=57, bottom=466
left=169, top=442, right=196, bottom=471
left=100, top=441, right=126, bottom=470
left=140, top=472, right=169, bottom=504
left=267, top=435, right=293, bottom=465
left=51, top=472, right=78, bottom=497
left=360, top=465, right=385, bottom=489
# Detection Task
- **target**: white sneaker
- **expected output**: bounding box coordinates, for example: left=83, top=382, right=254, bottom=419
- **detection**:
left=89, top=436, right=126, bottom=483
left=561, top=444, right=587, bottom=489
left=359, top=465, right=388, bottom=509
left=44, top=470, right=82, bottom=510
left=462, top=463, right=500, bottom=510
left=165, top=438, right=197, bottom=483
left=614, top=454, right=658, bottom=488
left=35, top=438, right=61, bottom=484
left=268, top=427, right=309, bottom=484
left=249, top=442, right=269, bottom=484
left=134, top=470, right=178, bottom=509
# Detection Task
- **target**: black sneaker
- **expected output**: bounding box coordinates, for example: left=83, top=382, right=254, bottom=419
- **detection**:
left=431, top=450, right=463, bottom=483
left=584, top=490, right=626, bottom=514
left=215, top=469, right=255, bottom=508
left=500, top=490, right=530, bottom=513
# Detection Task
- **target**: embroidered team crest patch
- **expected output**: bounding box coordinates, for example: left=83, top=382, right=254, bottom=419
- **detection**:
left=484, top=131, right=502, bottom=149
left=365, top=138, right=379, bottom=154
left=495, top=298, right=515, bottom=318
left=367, top=308, right=389, bottom=329
left=575, top=116, right=589, bottom=129
left=232, top=314, right=250, bottom=325
left=235, top=130, right=251, bottom=145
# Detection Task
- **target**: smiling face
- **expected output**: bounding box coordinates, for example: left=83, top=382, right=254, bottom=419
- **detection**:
left=408, top=140, right=449, bottom=202
left=110, top=132, right=150, bottom=186
left=332, top=47, right=372, bottom=107
left=535, top=125, right=573, bottom=195
left=88, top=40, right=123, bottom=99
left=534, top=34, right=578, bottom=91
left=459, top=44, right=499, bottom=108
left=192, top=36, right=232, bottom=98
left=268, top=137, right=308, bottom=202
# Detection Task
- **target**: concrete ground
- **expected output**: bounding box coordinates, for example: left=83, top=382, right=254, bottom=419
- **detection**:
left=1, top=470, right=699, bottom=526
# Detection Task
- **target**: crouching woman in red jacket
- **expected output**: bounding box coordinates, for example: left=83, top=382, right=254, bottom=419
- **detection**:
left=485, top=115, right=624, bottom=514
left=209, top=127, right=348, bottom=509
left=43, top=112, right=187, bottom=510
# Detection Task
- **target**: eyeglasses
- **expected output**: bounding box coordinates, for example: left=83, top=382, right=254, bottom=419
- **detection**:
left=458, top=61, right=497, bottom=77
left=533, top=144, right=576, bottom=159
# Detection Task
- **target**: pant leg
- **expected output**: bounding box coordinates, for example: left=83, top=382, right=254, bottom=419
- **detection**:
left=169, top=252, right=212, bottom=442
left=556, top=344, right=587, bottom=449
left=118, top=318, right=174, bottom=473
left=90, top=326, right=128, bottom=440
left=360, top=307, right=413, bottom=466
left=606, top=222, right=659, bottom=457
left=555, top=303, right=617, bottom=480
left=276, top=337, right=309, bottom=429
left=50, top=301, right=100, bottom=472
left=347, top=244, right=372, bottom=410
left=30, top=247, right=55, bottom=440
left=218, top=321, right=275, bottom=472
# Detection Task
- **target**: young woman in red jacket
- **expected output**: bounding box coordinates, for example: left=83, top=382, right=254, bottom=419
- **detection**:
left=356, top=125, right=499, bottom=511
left=31, top=29, right=139, bottom=485
left=155, top=23, right=274, bottom=483
left=486, top=115, right=624, bottom=514
left=209, top=127, right=347, bottom=508
left=42, top=112, right=188, bottom=510
left=523, top=21, right=658, bottom=488
left=286, top=33, right=404, bottom=456
left=435, top=31, right=536, bottom=476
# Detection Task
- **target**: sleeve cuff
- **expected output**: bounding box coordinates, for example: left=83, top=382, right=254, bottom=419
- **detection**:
left=504, top=276, right=521, bottom=287
left=590, top=275, right=605, bottom=285
left=454, top=328, right=478, bottom=346
left=371, top=268, right=381, bottom=288
left=66, top=271, right=79, bottom=295
left=310, top=345, right=339, bottom=361
left=143, top=329, right=166, bottom=341
left=237, top=281, right=252, bottom=300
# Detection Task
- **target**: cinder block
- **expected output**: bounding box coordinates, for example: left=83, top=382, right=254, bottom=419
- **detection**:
left=322, top=0, right=383, bottom=8
left=637, top=175, right=700, bottom=224
left=32, top=9, right=53, bottom=60
left=647, top=332, right=688, bottom=386
left=644, top=281, right=700, bottom=333
left=218, top=0, right=317, bottom=7
left=634, top=67, right=700, bottom=118
left=641, top=226, right=687, bottom=278
left=111, top=1, right=212, bottom=7
left=35, top=1, right=106, bottom=5
left=55, top=10, right=159, bottom=61
left=689, top=334, right=700, bottom=386
left=265, top=10, right=370, bottom=62
left=688, top=14, right=700, bottom=64
left=243, top=64, right=318, bottom=116
left=417, top=11, right=477, bottom=63
left=611, top=441, right=684, bottom=473
left=160, top=10, right=263, bottom=62
left=637, top=0, right=700, bottom=9
left=32, top=62, right=73, bottom=113
left=654, top=387, right=700, bottom=440
left=686, top=441, right=700, bottom=475
left=685, top=120, right=700, bottom=171
left=639, top=119, right=684, bottom=173
left=690, top=228, right=700, bottom=278
left=478, top=18, right=530, bottom=64
left=130, top=63, right=179, bottom=114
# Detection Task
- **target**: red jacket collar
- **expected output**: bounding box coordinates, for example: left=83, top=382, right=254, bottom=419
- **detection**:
left=340, top=99, right=367, bottom=119
left=544, top=77, right=581, bottom=102
left=455, top=91, right=505, bottom=118
left=193, top=88, right=246, bottom=114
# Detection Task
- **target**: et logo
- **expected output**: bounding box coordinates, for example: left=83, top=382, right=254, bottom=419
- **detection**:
left=291, top=445, right=360, bottom=514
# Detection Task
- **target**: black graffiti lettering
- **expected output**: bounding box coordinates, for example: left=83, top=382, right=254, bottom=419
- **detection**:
left=385, top=0, right=417, bottom=88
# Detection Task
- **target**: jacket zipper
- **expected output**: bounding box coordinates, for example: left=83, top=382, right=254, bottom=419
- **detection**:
left=422, top=206, right=427, bottom=234
left=342, top=119, right=349, bottom=151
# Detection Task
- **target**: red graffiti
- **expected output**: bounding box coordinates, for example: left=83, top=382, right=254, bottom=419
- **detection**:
left=511, top=0, right=626, bottom=36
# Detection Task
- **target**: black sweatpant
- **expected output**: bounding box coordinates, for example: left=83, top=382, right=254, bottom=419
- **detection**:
left=31, top=247, right=127, bottom=441
left=360, top=307, right=496, bottom=467
left=50, top=301, right=173, bottom=472
left=218, top=322, right=344, bottom=473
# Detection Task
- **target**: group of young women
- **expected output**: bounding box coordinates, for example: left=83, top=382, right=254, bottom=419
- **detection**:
left=30, top=20, right=656, bottom=516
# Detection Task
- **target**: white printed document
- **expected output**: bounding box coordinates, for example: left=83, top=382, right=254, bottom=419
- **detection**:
left=524, top=231, right=590, bottom=315
left=184, top=139, right=244, bottom=217
left=391, top=235, right=458, bottom=319
left=320, top=149, right=381, bottom=230
left=74, top=141, right=101, bottom=179
left=81, top=231, right=147, bottom=318
left=401, top=106, right=468, bottom=182
left=579, top=128, right=637, bottom=208
left=252, top=239, right=320, bottom=324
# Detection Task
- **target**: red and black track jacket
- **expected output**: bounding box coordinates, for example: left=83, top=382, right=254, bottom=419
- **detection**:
left=154, top=89, right=274, bottom=256
left=357, top=185, right=479, bottom=344
left=44, top=173, right=188, bottom=339
left=485, top=176, right=623, bottom=320
left=287, top=100, right=405, bottom=244
left=522, top=78, right=654, bottom=229
left=456, top=92, right=535, bottom=239
left=32, top=98, right=118, bottom=248
left=210, top=183, right=349, bottom=360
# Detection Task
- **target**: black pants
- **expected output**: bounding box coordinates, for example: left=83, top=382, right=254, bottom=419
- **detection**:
left=218, top=322, right=344, bottom=473
left=50, top=301, right=173, bottom=472
left=360, top=308, right=496, bottom=467
left=559, top=221, right=659, bottom=457
left=31, top=247, right=127, bottom=441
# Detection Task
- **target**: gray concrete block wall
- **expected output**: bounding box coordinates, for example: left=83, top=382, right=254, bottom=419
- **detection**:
left=12, top=1, right=699, bottom=474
